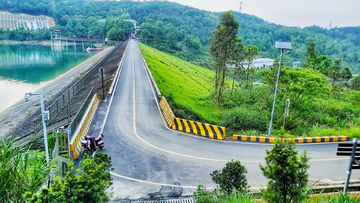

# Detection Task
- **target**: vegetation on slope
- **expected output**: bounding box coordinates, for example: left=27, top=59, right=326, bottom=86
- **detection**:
left=140, top=41, right=360, bottom=137
left=139, top=42, right=222, bottom=124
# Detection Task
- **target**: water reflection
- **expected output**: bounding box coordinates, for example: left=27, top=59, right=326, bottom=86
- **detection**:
left=0, top=43, right=95, bottom=113
left=0, top=43, right=94, bottom=83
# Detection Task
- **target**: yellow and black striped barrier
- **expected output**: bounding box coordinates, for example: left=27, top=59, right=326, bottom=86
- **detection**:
left=159, top=96, right=175, bottom=128
left=69, top=94, right=100, bottom=160
left=172, top=117, right=225, bottom=140
left=232, top=135, right=350, bottom=143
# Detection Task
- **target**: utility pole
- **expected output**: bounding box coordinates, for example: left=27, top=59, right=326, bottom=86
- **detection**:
left=240, top=2, right=242, bottom=13
left=329, top=22, right=332, bottom=30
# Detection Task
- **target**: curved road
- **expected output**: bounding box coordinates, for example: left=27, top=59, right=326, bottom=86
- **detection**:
left=101, top=40, right=359, bottom=200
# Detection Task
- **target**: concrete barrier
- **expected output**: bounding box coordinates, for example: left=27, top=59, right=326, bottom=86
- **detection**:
left=232, top=135, right=350, bottom=143
left=172, top=117, right=225, bottom=140
left=69, top=94, right=100, bottom=159
left=159, top=96, right=175, bottom=128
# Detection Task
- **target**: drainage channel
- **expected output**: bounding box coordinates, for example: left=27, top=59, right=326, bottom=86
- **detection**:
left=117, top=197, right=196, bottom=203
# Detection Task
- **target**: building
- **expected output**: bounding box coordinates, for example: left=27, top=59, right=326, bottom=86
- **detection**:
left=227, top=57, right=275, bottom=70
left=251, top=58, right=275, bottom=69
left=0, top=11, right=54, bottom=30
left=293, top=61, right=301, bottom=68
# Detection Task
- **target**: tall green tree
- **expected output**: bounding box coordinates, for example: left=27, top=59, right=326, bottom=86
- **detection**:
left=244, top=45, right=259, bottom=87
left=260, top=140, right=310, bottom=203
left=210, top=11, right=239, bottom=101
left=229, top=37, right=245, bottom=101
left=305, top=42, right=317, bottom=69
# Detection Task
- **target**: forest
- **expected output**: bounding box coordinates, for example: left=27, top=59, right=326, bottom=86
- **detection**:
left=0, top=0, right=359, bottom=74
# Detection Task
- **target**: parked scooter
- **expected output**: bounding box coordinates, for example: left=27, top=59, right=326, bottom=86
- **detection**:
left=80, top=134, right=104, bottom=153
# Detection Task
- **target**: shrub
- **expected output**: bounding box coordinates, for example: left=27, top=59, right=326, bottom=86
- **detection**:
left=260, top=140, right=310, bottom=203
left=25, top=152, right=113, bottom=203
left=210, top=160, right=249, bottom=195
left=221, top=106, right=269, bottom=132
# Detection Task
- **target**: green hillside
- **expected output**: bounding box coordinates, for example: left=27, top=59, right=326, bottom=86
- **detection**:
left=138, top=42, right=222, bottom=124
left=1, top=0, right=360, bottom=73
left=140, top=42, right=360, bottom=137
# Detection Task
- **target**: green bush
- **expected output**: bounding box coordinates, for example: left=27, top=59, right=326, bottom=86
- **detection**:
left=221, top=107, right=269, bottom=132
left=210, top=160, right=249, bottom=195
left=25, top=152, right=113, bottom=203
left=0, top=137, right=51, bottom=202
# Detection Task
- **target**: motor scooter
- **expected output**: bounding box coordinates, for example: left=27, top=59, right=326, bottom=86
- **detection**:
left=80, top=134, right=104, bottom=153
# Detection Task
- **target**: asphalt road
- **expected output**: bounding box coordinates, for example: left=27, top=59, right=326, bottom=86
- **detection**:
left=99, top=40, right=360, bottom=200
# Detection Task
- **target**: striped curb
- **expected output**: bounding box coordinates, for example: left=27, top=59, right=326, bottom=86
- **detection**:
left=172, top=117, right=225, bottom=140
left=70, top=94, right=100, bottom=159
left=159, top=96, right=175, bottom=128
left=232, top=135, right=351, bottom=143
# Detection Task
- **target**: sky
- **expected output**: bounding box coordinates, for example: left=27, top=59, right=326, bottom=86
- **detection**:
left=161, top=0, right=360, bottom=28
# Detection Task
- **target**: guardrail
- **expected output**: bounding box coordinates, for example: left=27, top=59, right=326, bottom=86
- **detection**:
left=33, top=42, right=123, bottom=136
left=69, top=92, right=100, bottom=160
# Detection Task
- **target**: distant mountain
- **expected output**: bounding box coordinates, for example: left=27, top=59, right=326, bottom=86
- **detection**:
left=1, top=0, right=359, bottom=73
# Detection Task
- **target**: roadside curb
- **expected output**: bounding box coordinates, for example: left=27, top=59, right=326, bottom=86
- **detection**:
left=232, top=135, right=351, bottom=143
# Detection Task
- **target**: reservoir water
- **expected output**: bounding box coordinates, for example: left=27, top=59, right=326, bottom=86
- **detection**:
left=0, top=43, right=94, bottom=113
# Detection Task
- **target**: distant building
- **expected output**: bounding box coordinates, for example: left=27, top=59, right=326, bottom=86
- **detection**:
left=0, top=11, right=54, bottom=30
left=293, top=61, right=301, bottom=68
left=251, top=58, right=275, bottom=69
left=227, top=57, right=275, bottom=70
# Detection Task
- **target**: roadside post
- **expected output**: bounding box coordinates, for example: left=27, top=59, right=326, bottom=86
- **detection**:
left=24, top=91, right=50, bottom=167
left=336, top=138, right=359, bottom=193
left=99, top=67, right=105, bottom=100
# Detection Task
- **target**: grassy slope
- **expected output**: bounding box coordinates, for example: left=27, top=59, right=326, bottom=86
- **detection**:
left=139, top=42, right=360, bottom=137
left=139, top=42, right=223, bottom=124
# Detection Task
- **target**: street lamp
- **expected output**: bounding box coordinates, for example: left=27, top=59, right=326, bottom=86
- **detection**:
left=24, top=90, right=50, bottom=166
left=268, top=42, right=292, bottom=136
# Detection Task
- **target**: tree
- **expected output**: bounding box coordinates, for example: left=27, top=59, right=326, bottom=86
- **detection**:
left=210, top=160, right=249, bottom=195
left=326, top=59, right=343, bottom=86
left=210, top=11, right=239, bottom=101
left=305, top=42, right=317, bottom=69
left=106, top=27, right=124, bottom=41
left=244, top=44, right=259, bottom=87
left=25, top=152, right=114, bottom=203
left=229, top=37, right=244, bottom=101
left=315, top=55, right=332, bottom=74
left=342, top=67, right=353, bottom=81
left=351, top=75, right=360, bottom=90
left=260, top=140, right=310, bottom=203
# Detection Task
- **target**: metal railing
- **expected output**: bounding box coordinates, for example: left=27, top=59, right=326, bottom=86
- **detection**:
left=33, top=43, right=123, bottom=136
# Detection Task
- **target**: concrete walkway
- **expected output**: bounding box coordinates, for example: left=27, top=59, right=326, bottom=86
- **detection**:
left=0, top=47, right=113, bottom=139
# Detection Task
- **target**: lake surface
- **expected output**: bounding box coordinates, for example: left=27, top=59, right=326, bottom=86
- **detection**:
left=0, top=43, right=95, bottom=113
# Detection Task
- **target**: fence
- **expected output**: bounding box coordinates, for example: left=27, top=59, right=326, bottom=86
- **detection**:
left=33, top=43, right=123, bottom=136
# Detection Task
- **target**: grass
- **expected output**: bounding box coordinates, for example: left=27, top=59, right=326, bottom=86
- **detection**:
left=138, top=42, right=360, bottom=138
left=139, top=42, right=225, bottom=124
